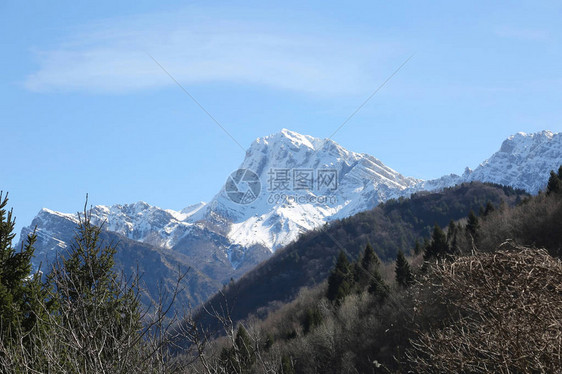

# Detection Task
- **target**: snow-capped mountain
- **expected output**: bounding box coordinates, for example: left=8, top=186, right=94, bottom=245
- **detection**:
left=20, top=129, right=561, bottom=297
left=21, top=202, right=201, bottom=262
left=414, top=130, right=562, bottom=194
left=463, top=131, right=562, bottom=193
left=197, top=129, right=420, bottom=252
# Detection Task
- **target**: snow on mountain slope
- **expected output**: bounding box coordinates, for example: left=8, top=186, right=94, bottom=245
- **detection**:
left=20, top=202, right=203, bottom=268
left=463, top=131, right=562, bottom=193
left=87, top=202, right=197, bottom=249
left=198, top=129, right=420, bottom=251
left=412, top=130, right=562, bottom=194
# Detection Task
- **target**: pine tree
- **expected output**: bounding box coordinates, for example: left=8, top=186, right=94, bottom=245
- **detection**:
left=303, top=307, right=322, bottom=334
left=424, top=224, right=449, bottom=261
left=547, top=170, right=562, bottom=195
left=413, top=240, right=422, bottom=255
left=478, top=205, right=486, bottom=217
left=361, top=242, right=379, bottom=271
left=447, top=220, right=459, bottom=254
left=354, top=243, right=380, bottom=287
left=0, top=192, right=49, bottom=353
left=484, top=201, right=495, bottom=216
left=221, top=325, right=256, bottom=373
left=326, top=251, right=352, bottom=303
left=395, top=250, right=413, bottom=288
left=466, top=210, right=480, bottom=241
left=367, top=271, right=389, bottom=302
left=422, top=237, right=431, bottom=255
left=47, top=205, right=142, bottom=372
left=234, top=325, right=255, bottom=372
left=446, top=220, right=457, bottom=243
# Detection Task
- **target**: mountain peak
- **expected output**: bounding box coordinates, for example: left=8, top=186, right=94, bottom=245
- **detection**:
left=499, top=130, right=558, bottom=154
left=465, top=130, right=562, bottom=193
left=509, top=129, right=555, bottom=140
left=252, top=129, right=324, bottom=151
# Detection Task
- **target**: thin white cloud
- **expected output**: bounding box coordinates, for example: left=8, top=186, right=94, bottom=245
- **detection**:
left=24, top=8, right=396, bottom=95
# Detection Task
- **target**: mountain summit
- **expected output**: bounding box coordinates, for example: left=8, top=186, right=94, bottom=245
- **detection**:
left=198, top=128, right=419, bottom=254
left=463, top=130, right=561, bottom=193
left=415, top=130, right=562, bottom=193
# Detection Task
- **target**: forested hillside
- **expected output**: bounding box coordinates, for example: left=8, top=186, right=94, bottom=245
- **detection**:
left=181, top=169, right=562, bottom=373
left=193, top=182, right=526, bottom=333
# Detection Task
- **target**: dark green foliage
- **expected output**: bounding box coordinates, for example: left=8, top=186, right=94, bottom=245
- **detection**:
left=424, top=224, right=449, bottom=261
left=286, top=329, right=298, bottom=340
left=358, top=245, right=389, bottom=301
left=547, top=168, right=562, bottom=194
left=354, top=243, right=381, bottom=288
left=303, top=307, right=322, bottom=334
left=466, top=210, right=480, bottom=241
left=484, top=201, right=495, bottom=216
left=220, top=325, right=255, bottom=373
left=413, top=240, right=422, bottom=255
left=395, top=250, right=413, bottom=288
left=0, top=193, right=49, bottom=352
left=235, top=325, right=255, bottom=371
left=361, top=242, right=379, bottom=271
left=447, top=220, right=460, bottom=254
left=368, top=275, right=390, bottom=302
left=47, top=208, right=142, bottom=370
left=326, top=251, right=352, bottom=303
left=280, top=354, right=295, bottom=374
left=479, top=205, right=486, bottom=217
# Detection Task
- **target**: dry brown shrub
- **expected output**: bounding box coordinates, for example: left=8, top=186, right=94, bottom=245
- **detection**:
left=408, top=242, right=562, bottom=373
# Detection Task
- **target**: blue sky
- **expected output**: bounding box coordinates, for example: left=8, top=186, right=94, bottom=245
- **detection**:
left=2, top=0, right=562, bottom=239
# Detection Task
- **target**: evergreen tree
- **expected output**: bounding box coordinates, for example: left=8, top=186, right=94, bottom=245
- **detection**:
left=424, top=224, right=449, bottom=261
left=395, top=250, right=413, bottom=288
left=484, top=201, right=495, bottom=216
left=354, top=243, right=380, bottom=287
left=447, top=220, right=459, bottom=254
left=47, top=205, right=142, bottom=372
left=367, top=272, right=389, bottom=302
left=221, top=325, right=255, bottom=373
left=547, top=170, right=562, bottom=195
left=446, top=220, right=457, bottom=243
left=361, top=242, right=379, bottom=271
left=234, top=325, right=255, bottom=372
left=280, top=354, right=295, bottom=374
left=0, top=192, right=49, bottom=353
left=413, top=240, right=422, bottom=256
left=303, top=307, right=322, bottom=334
left=466, top=210, right=480, bottom=241
left=326, top=251, right=352, bottom=303
left=478, top=205, right=486, bottom=217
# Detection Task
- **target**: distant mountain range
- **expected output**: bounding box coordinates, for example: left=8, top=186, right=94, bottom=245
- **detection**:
left=414, top=130, right=562, bottom=193
left=19, top=129, right=562, bottom=306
